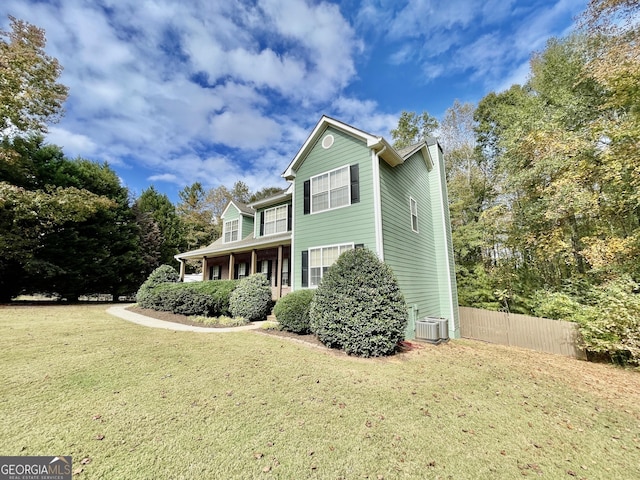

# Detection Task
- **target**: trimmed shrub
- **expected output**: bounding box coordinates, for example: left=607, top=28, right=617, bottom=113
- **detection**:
left=309, top=248, right=407, bottom=357
left=136, top=264, right=180, bottom=306
left=273, top=289, right=315, bottom=334
left=139, top=280, right=238, bottom=317
left=143, top=264, right=180, bottom=287
left=229, top=273, right=272, bottom=322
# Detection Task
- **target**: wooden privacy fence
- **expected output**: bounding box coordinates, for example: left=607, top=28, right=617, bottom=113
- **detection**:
left=459, top=307, right=586, bottom=359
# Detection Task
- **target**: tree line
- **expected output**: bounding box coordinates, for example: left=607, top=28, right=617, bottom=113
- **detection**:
left=391, top=1, right=639, bottom=362
left=0, top=16, right=282, bottom=300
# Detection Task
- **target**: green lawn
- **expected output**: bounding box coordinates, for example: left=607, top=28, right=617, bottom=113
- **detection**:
left=1, top=304, right=639, bottom=479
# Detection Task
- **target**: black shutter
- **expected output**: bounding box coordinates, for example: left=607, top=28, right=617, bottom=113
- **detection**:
left=260, top=211, right=265, bottom=236
left=287, top=204, right=292, bottom=231
left=268, top=260, right=274, bottom=286
left=233, top=264, right=238, bottom=280
left=301, top=250, right=308, bottom=287
left=303, top=180, right=311, bottom=214
left=217, top=265, right=222, bottom=279
left=350, top=164, right=360, bottom=204
left=256, top=260, right=262, bottom=273
left=209, top=266, right=214, bottom=280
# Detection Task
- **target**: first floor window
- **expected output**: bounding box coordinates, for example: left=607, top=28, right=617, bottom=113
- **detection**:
left=236, top=262, right=247, bottom=279
left=209, top=265, right=221, bottom=280
left=309, top=243, right=353, bottom=287
left=224, top=219, right=239, bottom=242
left=282, top=258, right=289, bottom=286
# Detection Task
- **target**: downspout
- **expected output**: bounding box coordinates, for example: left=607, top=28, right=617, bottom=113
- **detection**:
left=372, top=144, right=386, bottom=261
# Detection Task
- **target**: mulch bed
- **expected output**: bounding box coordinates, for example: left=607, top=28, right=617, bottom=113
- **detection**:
left=125, top=306, right=426, bottom=354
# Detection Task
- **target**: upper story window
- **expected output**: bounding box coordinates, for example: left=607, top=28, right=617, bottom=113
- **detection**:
left=311, top=165, right=350, bottom=213
left=410, top=197, right=418, bottom=233
left=303, top=164, right=359, bottom=215
left=223, top=219, right=239, bottom=243
left=264, top=205, right=288, bottom=236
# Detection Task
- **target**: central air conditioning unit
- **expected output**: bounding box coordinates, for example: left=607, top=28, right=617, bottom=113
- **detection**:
left=415, top=319, right=441, bottom=344
left=415, top=317, right=449, bottom=344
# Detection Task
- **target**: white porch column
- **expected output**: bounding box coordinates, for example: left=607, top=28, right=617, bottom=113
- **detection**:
left=202, top=256, right=207, bottom=281
left=250, top=249, right=257, bottom=275
left=276, top=245, right=283, bottom=299
left=228, top=253, right=235, bottom=280
left=179, top=259, right=186, bottom=281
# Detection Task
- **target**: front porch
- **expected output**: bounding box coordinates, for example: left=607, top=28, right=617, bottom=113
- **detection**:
left=175, top=233, right=292, bottom=300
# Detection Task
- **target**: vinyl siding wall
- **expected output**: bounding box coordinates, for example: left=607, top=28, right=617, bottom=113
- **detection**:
left=379, top=151, right=440, bottom=339
left=293, top=126, right=376, bottom=290
left=222, top=205, right=254, bottom=243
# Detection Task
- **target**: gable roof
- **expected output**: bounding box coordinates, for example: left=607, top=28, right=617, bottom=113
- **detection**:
left=396, top=141, right=434, bottom=170
left=282, top=115, right=404, bottom=180
left=221, top=200, right=254, bottom=219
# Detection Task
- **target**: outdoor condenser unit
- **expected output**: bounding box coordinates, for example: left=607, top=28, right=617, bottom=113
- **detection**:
left=415, top=320, right=441, bottom=344
left=437, top=318, right=449, bottom=342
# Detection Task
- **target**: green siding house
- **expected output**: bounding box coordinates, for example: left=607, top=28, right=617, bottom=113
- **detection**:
left=176, top=116, right=459, bottom=339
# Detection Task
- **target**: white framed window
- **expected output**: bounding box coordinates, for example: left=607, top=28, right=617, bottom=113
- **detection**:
left=224, top=219, right=239, bottom=243
left=236, top=262, right=247, bottom=279
left=282, top=258, right=289, bottom=286
left=264, top=205, right=288, bottom=236
left=311, top=165, right=350, bottom=213
left=410, top=197, right=418, bottom=233
left=309, top=243, right=353, bottom=287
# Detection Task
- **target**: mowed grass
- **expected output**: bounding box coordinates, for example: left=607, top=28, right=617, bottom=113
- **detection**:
left=1, top=305, right=639, bottom=479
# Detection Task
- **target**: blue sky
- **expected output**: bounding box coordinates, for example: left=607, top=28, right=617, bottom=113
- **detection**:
left=3, top=0, right=587, bottom=203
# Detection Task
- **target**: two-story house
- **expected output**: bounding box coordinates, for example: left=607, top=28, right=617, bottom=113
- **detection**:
left=175, top=115, right=459, bottom=339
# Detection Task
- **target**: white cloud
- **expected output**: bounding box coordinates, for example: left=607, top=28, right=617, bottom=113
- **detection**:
left=2, top=0, right=586, bottom=197
left=147, top=173, right=179, bottom=183
left=209, top=111, right=281, bottom=149
left=46, top=127, right=97, bottom=157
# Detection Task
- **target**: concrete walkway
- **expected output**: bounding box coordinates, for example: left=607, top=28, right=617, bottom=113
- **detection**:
left=106, top=304, right=267, bottom=333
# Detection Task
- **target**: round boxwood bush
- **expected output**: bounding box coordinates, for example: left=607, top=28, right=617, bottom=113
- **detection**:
left=229, top=273, right=272, bottom=322
left=309, top=248, right=407, bottom=357
left=136, top=264, right=180, bottom=306
left=273, top=289, right=315, bottom=334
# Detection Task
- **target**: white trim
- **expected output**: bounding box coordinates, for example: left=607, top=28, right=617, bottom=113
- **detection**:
left=309, top=164, right=351, bottom=214
left=410, top=196, right=419, bottom=233
left=371, top=149, right=384, bottom=260
left=431, top=143, right=457, bottom=334
left=290, top=181, right=296, bottom=291
left=308, top=242, right=354, bottom=288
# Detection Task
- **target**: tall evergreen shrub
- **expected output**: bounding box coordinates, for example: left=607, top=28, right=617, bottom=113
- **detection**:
left=309, top=248, right=407, bottom=357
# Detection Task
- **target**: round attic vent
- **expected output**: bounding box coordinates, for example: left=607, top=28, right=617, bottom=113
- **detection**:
left=322, top=134, right=334, bottom=149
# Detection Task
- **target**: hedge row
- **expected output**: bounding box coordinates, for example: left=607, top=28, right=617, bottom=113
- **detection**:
left=138, top=279, right=239, bottom=317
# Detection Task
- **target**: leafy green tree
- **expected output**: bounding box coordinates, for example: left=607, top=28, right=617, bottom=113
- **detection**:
left=0, top=16, right=68, bottom=137
left=135, top=186, right=184, bottom=269
left=390, top=110, right=438, bottom=149
left=249, top=186, right=285, bottom=203
left=177, top=182, right=216, bottom=251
